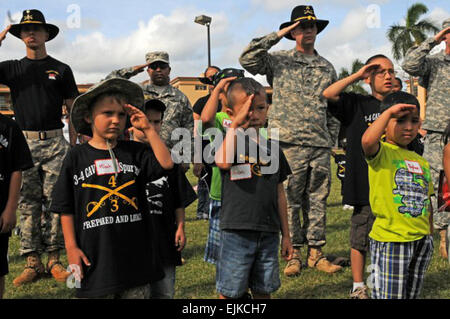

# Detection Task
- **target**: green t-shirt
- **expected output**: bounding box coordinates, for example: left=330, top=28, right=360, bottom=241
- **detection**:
left=367, top=141, right=434, bottom=242
left=208, top=112, right=231, bottom=201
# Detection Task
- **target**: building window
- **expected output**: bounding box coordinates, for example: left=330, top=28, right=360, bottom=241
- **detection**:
left=195, top=85, right=207, bottom=91
left=0, top=95, right=10, bottom=111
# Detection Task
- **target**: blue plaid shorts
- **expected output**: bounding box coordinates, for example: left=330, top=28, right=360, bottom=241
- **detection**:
left=204, top=199, right=221, bottom=264
left=369, top=235, right=433, bottom=299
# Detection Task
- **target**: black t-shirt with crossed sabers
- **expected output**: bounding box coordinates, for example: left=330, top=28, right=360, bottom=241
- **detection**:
left=220, top=133, right=292, bottom=233
left=50, top=141, right=165, bottom=298
left=0, top=56, right=79, bottom=131
left=145, top=164, right=197, bottom=266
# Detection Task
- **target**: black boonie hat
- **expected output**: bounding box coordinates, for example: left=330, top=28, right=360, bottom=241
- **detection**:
left=279, top=5, right=329, bottom=40
left=9, top=9, right=59, bottom=41
left=212, top=68, right=245, bottom=86
left=144, top=99, right=166, bottom=113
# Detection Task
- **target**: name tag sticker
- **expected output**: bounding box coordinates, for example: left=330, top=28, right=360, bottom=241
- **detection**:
left=222, top=119, right=232, bottom=128
left=405, top=160, right=423, bottom=175
left=230, top=164, right=252, bottom=181
left=95, top=159, right=120, bottom=176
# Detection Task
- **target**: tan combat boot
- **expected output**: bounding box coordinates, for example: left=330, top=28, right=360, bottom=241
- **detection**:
left=13, top=252, right=45, bottom=287
left=47, top=251, right=71, bottom=283
left=284, top=249, right=302, bottom=277
left=439, top=230, right=448, bottom=259
left=307, top=247, right=342, bottom=273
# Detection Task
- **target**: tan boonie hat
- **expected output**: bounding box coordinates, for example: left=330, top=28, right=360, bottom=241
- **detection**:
left=443, top=18, right=450, bottom=29
left=71, top=78, right=144, bottom=136
left=145, top=51, right=170, bottom=65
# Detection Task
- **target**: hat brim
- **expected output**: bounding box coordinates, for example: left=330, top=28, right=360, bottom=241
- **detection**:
left=71, top=78, right=144, bottom=137
left=9, top=23, right=59, bottom=41
left=198, top=77, right=214, bottom=85
left=279, top=19, right=329, bottom=40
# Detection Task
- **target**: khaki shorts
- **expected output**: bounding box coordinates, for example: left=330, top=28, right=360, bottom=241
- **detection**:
left=350, top=205, right=375, bottom=252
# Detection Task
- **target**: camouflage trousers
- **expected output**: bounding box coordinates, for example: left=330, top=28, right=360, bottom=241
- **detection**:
left=281, top=143, right=331, bottom=248
left=18, top=135, right=69, bottom=256
left=423, top=132, right=449, bottom=229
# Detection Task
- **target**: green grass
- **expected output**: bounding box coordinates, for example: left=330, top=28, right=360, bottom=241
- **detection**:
left=4, top=164, right=450, bottom=299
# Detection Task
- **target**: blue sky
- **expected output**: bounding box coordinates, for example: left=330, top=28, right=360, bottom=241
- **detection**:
left=2, top=1, right=448, bottom=84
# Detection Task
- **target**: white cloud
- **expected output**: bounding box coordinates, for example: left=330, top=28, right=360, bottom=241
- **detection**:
left=2, top=8, right=231, bottom=84
left=251, top=0, right=391, bottom=12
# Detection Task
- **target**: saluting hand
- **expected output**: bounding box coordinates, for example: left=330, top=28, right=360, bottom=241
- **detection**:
left=0, top=25, right=11, bottom=46
left=132, top=62, right=151, bottom=73
left=124, top=104, right=153, bottom=131
left=232, top=94, right=254, bottom=129
left=388, top=103, right=417, bottom=119
left=357, top=63, right=380, bottom=80
left=435, top=26, right=450, bottom=43
left=277, top=21, right=300, bottom=38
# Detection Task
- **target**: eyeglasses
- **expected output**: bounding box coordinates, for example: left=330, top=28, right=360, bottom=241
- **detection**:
left=374, top=69, right=395, bottom=78
left=148, top=62, right=169, bottom=70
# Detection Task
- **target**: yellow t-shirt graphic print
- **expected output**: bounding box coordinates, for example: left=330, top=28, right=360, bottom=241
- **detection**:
left=367, top=142, right=434, bottom=242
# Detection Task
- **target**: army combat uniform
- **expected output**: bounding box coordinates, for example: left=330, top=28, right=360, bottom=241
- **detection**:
left=105, top=53, right=194, bottom=161
left=402, top=33, right=450, bottom=230
left=240, top=32, right=340, bottom=251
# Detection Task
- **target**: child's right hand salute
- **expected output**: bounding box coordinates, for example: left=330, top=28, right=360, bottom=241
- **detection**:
left=231, top=94, right=254, bottom=129
left=124, top=104, right=174, bottom=170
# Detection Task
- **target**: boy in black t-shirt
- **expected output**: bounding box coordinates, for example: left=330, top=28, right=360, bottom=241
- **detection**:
left=131, top=99, right=197, bottom=298
left=324, top=54, right=395, bottom=299
left=215, top=78, right=293, bottom=299
left=0, top=114, right=33, bottom=298
left=50, top=78, right=173, bottom=298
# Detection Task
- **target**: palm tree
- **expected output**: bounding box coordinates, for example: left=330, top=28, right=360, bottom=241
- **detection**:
left=387, top=2, right=439, bottom=93
left=338, top=59, right=367, bottom=95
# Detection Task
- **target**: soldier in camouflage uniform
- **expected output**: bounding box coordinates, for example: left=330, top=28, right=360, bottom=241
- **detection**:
left=0, top=10, right=78, bottom=285
left=239, top=5, right=341, bottom=275
left=105, top=51, right=194, bottom=163
left=402, top=18, right=450, bottom=258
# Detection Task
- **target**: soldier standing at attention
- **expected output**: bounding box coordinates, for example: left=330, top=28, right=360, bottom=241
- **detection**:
left=402, top=18, right=450, bottom=259
left=106, top=51, right=194, bottom=167
left=0, top=10, right=79, bottom=285
left=239, top=5, right=342, bottom=276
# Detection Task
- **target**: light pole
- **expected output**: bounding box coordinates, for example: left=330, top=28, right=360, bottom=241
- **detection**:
left=194, top=15, right=212, bottom=67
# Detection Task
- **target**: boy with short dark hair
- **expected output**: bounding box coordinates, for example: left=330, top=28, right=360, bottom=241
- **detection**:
left=0, top=114, right=33, bottom=298
left=215, top=78, right=293, bottom=299
left=200, top=68, right=244, bottom=265
left=362, top=91, right=434, bottom=299
left=50, top=78, right=173, bottom=298
left=132, top=99, right=197, bottom=299
left=324, top=54, right=393, bottom=299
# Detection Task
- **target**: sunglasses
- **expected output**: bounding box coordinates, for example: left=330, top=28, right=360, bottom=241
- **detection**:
left=148, top=62, right=169, bottom=70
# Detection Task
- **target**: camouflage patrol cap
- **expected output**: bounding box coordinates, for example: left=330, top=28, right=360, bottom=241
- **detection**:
left=443, top=18, right=450, bottom=29
left=71, top=78, right=144, bottom=136
left=145, top=51, right=170, bottom=65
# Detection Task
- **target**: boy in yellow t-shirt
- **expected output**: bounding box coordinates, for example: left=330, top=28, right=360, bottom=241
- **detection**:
left=362, top=91, right=434, bottom=299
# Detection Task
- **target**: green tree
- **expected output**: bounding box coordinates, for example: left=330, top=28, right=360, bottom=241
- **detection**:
left=338, top=59, right=367, bottom=95
left=387, top=3, right=439, bottom=93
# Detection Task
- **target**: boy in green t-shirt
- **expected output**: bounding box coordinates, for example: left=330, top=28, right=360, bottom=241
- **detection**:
left=362, top=91, right=434, bottom=299
left=200, top=68, right=243, bottom=264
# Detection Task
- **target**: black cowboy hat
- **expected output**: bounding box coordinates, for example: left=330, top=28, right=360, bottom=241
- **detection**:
left=9, top=9, right=59, bottom=41
left=279, top=5, right=329, bottom=40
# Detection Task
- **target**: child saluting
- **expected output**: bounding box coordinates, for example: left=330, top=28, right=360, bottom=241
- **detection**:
left=50, top=78, right=173, bottom=298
